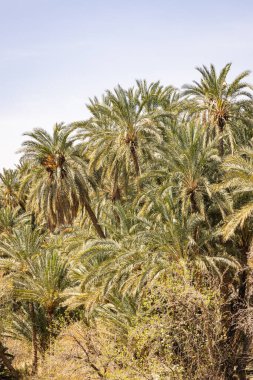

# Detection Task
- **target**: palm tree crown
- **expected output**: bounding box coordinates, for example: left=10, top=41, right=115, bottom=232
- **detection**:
left=183, top=63, right=252, bottom=156
left=20, top=123, right=105, bottom=237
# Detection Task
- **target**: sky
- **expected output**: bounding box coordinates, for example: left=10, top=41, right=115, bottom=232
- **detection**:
left=1, top=0, right=253, bottom=169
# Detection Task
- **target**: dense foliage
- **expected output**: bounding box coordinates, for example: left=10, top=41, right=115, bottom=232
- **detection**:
left=1, top=63, right=253, bottom=379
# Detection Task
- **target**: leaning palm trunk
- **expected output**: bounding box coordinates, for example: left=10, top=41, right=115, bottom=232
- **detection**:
left=83, top=199, right=106, bottom=239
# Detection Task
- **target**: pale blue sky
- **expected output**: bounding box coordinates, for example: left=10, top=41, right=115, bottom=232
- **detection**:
left=1, top=0, right=253, bottom=169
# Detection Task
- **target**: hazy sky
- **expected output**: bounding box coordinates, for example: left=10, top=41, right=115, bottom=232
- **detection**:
left=1, top=0, right=253, bottom=169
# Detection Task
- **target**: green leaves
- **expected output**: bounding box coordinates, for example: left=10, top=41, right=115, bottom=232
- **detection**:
left=183, top=63, right=252, bottom=156
left=1, top=65, right=253, bottom=378
left=14, top=250, right=69, bottom=314
left=219, top=148, right=253, bottom=239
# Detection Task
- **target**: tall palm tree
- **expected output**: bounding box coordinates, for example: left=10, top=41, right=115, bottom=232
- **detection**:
left=140, top=121, right=229, bottom=220
left=1, top=227, right=69, bottom=370
left=0, top=226, right=46, bottom=375
left=136, top=79, right=180, bottom=115
left=183, top=63, right=252, bottom=156
left=221, top=147, right=253, bottom=239
left=0, top=224, right=69, bottom=375
left=74, top=82, right=168, bottom=193
left=218, top=148, right=253, bottom=379
left=19, top=123, right=105, bottom=237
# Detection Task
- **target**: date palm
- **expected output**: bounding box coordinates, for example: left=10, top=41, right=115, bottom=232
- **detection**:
left=74, top=82, right=169, bottom=197
left=140, top=121, right=227, bottom=219
left=19, top=123, right=105, bottom=237
left=14, top=250, right=69, bottom=326
left=136, top=79, right=180, bottom=115
left=0, top=276, right=19, bottom=379
left=66, top=196, right=237, bottom=316
left=183, top=63, right=252, bottom=156
left=0, top=225, right=46, bottom=375
left=10, top=303, right=49, bottom=371
left=0, top=207, right=29, bottom=237
left=221, top=148, right=253, bottom=239
left=218, top=148, right=253, bottom=379
left=12, top=248, right=69, bottom=374
left=0, top=169, right=23, bottom=210
left=0, top=225, right=45, bottom=277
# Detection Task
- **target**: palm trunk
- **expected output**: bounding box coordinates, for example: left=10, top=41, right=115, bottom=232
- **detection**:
left=111, top=169, right=121, bottom=223
left=218, top=117, right=225, bottom=157
left=84, top=200, right=106, bottom=239
left=112, top=187, right=121, bottom=203
left=190, top=192, right=198, bottom=213
left=47, top=307, right=54, bottom=332
left=18, top=199, right=26, bottom=212
left=130, top=142, right=140, bottom=177
left=112, top=187, right=121, bottom=224
left=0, top=341, right=19, bottom=379
left=31, top=212, right=36, bottom=231
left=190, top=192, right=199, bottom=242
left=29, top=303, right=38, bottom=375
left=223, top=246, right=252, bottom=380
left=237, top=335, right=251, bottom=380
left=112, top=169, right=121, bottom=203
left=235, top=252, right=251, bottom=380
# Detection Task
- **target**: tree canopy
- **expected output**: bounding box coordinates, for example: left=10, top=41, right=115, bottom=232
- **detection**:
left=0, top=63, right=253, bottom=380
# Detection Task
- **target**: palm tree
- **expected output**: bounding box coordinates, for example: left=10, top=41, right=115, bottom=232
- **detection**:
left=74, top=82, right=168, bottom=193
left=183, top=63, right=252, bottom=156
left=0, top=276, right=19, bottom=378
left=217, top=148, right=253, bottom=379
left=220, top=147, right=253, bottom=239
left=136, top=79, right=181, bottom=115
left=0, top=226, right=46, bottom=375
left=19, top=123, right=105, bottom=238
left=66, top=194, right=237, bottom=316
left=1, top=232, right=69, bottom=372
left=0, top=225, right=45, bottom=277
left=10, top=303, right=48, bottom=374
left=2, top=67, right=253, bottom=378
left=14, top=250, right=69, bottom=327
left=139, top=121, right=229, bottom=220
left=0, top=207, right=29, bottom=237
left=0, top=169, right=24, bottom=210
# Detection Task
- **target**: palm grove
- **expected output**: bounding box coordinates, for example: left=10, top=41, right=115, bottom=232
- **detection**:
left=0, top=63, right=253, bottom=379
